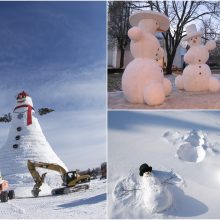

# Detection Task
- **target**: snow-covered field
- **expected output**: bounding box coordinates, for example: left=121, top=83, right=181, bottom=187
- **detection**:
left=0, top=178, right=106, bottom=219
left=108, top=111, right=220, bottom=218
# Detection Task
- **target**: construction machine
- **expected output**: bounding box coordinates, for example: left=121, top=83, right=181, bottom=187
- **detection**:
left=27, top=160, right=90, bottom=197
left=0, top=174, right=15, bottom=202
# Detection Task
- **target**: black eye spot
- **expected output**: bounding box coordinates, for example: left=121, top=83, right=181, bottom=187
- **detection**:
left=199, top=72, right=202, bottom=75
left=13, top=144, right=18, bottom=149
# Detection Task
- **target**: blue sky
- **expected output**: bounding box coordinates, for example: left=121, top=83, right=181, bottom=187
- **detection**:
left=0, top=1, right=106, bottom=170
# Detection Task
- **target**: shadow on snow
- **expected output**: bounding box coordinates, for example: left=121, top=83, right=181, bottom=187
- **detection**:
left=57, top=193, right=106, bottom=208
left=108, top=111, right=220, bottom=133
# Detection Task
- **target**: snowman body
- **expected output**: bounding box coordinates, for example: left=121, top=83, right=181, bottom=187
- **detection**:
left=0, top=91, right=67, bottom=186
left=175, top=33, right=220, bottom=92
left=122, top=18, right=172, bottom=106
left=141, top=173, right=172, bottom=213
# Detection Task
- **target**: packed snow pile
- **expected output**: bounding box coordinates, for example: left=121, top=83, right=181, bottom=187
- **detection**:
left=0, top=91, right=67, bottom=190
left=108, top=111, right=220, bottom=218
left=113, top=169, right=183, bottom=216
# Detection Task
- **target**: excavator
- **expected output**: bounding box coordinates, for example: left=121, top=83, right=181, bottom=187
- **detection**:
left=27, top=160, right=90, bottom=197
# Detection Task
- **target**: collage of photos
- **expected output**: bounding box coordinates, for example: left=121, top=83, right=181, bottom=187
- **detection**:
left=108, top=1, right=220, bottom=219
left=0, top=0, right=220, bottom=219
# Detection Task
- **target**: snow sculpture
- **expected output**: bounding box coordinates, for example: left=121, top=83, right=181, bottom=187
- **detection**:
left=0, top=91, right=67, bottom=185
left=141, top=173, right=172, bottom=213
left=175, top=24, right=220, bottom=92
left=122, top=11, right=172, bottom=106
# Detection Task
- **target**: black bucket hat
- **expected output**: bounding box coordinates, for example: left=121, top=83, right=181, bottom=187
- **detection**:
left=139, top=163, right=152, bottom=176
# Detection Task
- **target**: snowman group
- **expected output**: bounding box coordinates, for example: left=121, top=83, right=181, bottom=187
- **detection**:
left=122, top=11, right=220, bottom=106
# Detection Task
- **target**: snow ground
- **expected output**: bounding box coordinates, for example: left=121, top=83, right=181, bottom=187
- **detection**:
left=108, top=74, right=220, bottom=109
left=0, top=178, right=106, bottom=219
left=108, top=111, right=220, bottom=218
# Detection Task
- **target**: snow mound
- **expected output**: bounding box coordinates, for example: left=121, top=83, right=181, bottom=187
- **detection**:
left=183, top=130, right=207, bottom=147
left=177, top=143, right=206, bottom=163
left=164, top=130, right=208, bottom=163
left=163, top=131, right=183, bottom=145
left=113, top=169, right=183, bottom=214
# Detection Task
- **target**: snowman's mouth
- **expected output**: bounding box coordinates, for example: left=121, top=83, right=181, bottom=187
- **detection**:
left=17, top=98, right=26, bottom=103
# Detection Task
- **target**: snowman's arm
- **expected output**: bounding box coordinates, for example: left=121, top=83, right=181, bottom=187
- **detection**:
left=38, top=108, right=55, bottom=116
left=128, top=27, right=143, bottom=42
left=184, top=50, right=194, bottom=64
left=0, top=113, right=12, bottom=123
left=205, top=40, right=216, bottom=51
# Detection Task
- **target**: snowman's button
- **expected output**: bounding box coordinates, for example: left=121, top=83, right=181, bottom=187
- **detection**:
left=13, top=144, right=18, bottom=149
left=17, top=127, right=22, bottom=132
left=198, top=59, right=201, bottom=62
left=15, top=135, right=20, bottom=140
left=157, top=48, right=159, bottom=51
left=199, top=66, right=201, bottom=68
left=199, top=72, right=202, bottom=75
left=156, top=53, right=158, bottom=56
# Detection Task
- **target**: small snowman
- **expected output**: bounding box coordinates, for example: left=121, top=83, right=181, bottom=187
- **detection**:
left=139, top=164, right=172, bottom=213
left=175, top=24, right=220, bottom=92
left=122, top=11, right=172, bottom=106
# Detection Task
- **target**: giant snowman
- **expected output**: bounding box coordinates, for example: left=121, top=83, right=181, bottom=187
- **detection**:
left=0, top=91, right=67, bottom=186
left=175, top=24, right=220, bottom=92
left=122, top=11, right=172, bottom=106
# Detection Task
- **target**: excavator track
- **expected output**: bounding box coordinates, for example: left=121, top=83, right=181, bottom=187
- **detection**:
left=51, top=184, right=90, bottom=195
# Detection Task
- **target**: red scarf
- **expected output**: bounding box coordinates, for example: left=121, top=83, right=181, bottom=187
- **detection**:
left=13, top=104, right=34, bottom=126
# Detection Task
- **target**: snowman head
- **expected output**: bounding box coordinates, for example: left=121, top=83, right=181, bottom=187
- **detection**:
left=16, top=91, right=33, bottom=107
left=138, top=19, right=159, bottom=34
left=187, top=35, right=202, bottom=47
left=182, top=24, right=203, bottom=47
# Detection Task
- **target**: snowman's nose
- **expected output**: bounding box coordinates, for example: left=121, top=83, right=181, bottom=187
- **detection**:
left=193, top=40, right=196, bottom=43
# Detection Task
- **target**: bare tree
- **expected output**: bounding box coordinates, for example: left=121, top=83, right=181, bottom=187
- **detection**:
left=108, top=1, right=131, bottom=68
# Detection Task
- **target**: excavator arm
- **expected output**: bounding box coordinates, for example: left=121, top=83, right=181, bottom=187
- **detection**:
left=27, top=160, right=67, bottom=197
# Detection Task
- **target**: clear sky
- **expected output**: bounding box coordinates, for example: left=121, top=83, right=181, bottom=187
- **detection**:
left=0, top=1, right=106, bottom=170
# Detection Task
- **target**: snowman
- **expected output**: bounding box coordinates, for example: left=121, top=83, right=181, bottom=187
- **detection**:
left=0, top=91, right=67, bottom=185
left=175, top=24, right=220, bottom=92
left=122, top=11, right=172, bottom=106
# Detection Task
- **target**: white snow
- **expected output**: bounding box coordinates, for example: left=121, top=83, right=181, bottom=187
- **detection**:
left=0, top=178, right=106, bottom=219
left=108, top=111, right=220, bottom=218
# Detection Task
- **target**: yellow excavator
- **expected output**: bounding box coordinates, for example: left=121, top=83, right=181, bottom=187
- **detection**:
left=27, top=160, right=90, bottom=197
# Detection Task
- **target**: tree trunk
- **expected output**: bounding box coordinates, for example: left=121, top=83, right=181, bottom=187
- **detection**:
left=166, top=49, right=176, bottom=75
left=119, top=47, right=125, bottom=68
